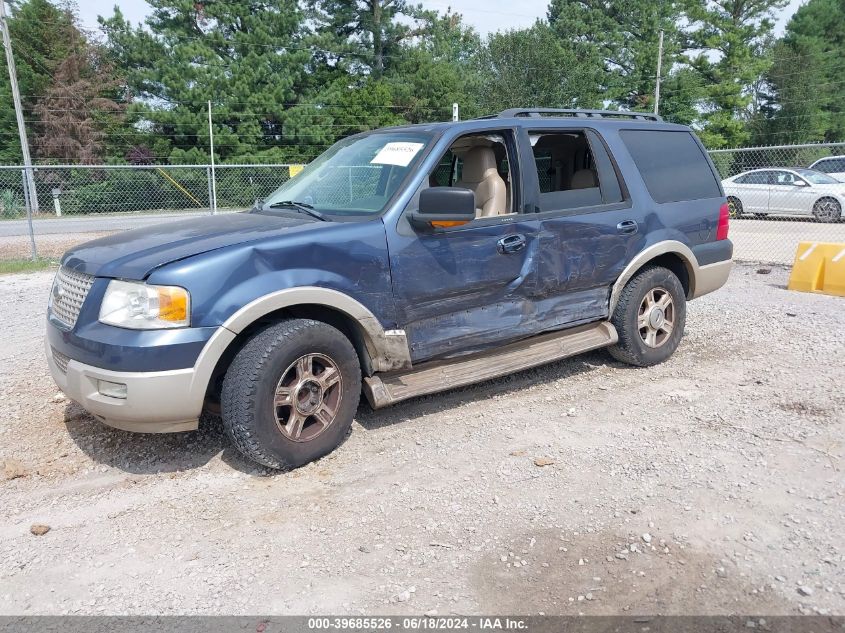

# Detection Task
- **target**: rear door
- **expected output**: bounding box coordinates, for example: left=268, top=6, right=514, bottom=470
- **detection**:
left=517, top=127, right=637, bottom=329
left=737, top=171, right=771, bottom=214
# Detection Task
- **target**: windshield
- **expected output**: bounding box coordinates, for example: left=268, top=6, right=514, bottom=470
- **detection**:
left=261, top=131, right=434, bottom=216
left=795, top=169, right=840, bottom=185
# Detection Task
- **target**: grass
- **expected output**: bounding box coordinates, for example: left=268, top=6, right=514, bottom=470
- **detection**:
left=0, top=257, right=58, bottom=275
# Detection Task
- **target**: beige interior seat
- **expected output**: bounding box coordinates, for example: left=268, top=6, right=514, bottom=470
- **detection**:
left=571, top=169, right=598, bottom=189
left=456, top=147, right=507, bottom=217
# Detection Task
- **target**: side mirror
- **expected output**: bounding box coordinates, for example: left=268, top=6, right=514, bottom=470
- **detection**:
left=409, top=187, right=476, bottom=229
left=794, top=180, right=809, bottom=187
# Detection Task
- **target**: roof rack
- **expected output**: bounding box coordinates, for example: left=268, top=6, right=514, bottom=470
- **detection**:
left=487, top=108, right=663, bottom=122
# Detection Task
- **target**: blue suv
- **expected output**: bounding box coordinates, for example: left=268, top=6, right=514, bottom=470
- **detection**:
left=47, top=108, right=732, bottom=469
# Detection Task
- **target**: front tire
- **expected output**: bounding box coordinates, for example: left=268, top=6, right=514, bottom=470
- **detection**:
left=221, top=319, right=361, bottom=470
left=608, top=266, right=687, bottom=367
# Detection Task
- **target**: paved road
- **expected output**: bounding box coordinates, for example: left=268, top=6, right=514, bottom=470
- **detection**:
left=0, top=211, right=221, bottom=237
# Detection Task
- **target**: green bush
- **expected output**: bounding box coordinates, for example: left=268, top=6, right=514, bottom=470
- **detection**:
left=0, top=189, right=22, bottom=218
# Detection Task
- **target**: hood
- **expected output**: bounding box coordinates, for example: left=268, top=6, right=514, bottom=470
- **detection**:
left=810, top=183, right=845, bottom=194
left=62, top=212, right=321, bottom=279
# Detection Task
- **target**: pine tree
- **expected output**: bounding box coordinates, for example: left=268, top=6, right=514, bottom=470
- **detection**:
left=686, top=0, right=788, bottom=148
left=547, top=0, right=701, bottom=122
left=99, top=1, right=314, bottom=162
left=754, top=0, right=845, bottom=145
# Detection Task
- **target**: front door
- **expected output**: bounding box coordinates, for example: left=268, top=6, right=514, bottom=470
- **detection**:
left=387, top=129, right=539, bottom=362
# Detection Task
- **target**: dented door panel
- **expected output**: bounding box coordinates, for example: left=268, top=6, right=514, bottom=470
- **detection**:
left=387, top=218, right=540, bottom=362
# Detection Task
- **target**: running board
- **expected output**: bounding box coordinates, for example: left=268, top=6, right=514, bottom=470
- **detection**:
left=363, top=321, right=617, bottom=409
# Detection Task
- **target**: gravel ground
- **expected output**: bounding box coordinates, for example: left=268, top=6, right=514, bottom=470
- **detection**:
left=0, top=264, right=843, bottom=616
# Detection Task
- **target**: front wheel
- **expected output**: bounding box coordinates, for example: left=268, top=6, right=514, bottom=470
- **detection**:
left=221, top=319, right=361, bottom=470
left=608, top=266, right=687, bottom=367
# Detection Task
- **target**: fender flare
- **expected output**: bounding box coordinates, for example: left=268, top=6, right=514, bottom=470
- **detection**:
left=187, top=287, right=412, bottom=412
left=609, top=241, right=700, bottom=313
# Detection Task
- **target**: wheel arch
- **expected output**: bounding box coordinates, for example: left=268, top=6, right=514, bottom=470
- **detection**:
left=191, top=287, right=412, bottom=414
left=610, top=241, right=699, bottom=314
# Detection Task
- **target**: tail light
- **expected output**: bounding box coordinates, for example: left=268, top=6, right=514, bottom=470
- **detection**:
left=716, top=202, right=730, bottom=240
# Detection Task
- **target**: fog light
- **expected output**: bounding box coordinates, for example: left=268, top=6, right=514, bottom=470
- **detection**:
left=98, top=380, right=127, bottom=399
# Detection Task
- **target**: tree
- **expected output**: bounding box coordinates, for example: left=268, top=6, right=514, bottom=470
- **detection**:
left=32, top=40, right=125, bottom=163
left=686, top=0, right=788, bottom=148
left=0, top=0, right=80, bottom=162
left=99, top=1, right=315, bottom=163
left=384, top=9, right=484, bottom=121
left=307, top=0, right=425, bottom=78
left=474, top=22, right=603, bottom=113
left=753, top=0, right=845, bottom=145
left=547, top=0, right=701, bottom=122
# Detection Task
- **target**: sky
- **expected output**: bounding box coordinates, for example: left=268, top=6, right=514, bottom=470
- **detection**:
left=78, top=0, right=806, bottom=37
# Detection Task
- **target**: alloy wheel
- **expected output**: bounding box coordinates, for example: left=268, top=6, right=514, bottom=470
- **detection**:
left=273, top=353, right=343, bottom=442
left=637, top=287, right=675, bottom=348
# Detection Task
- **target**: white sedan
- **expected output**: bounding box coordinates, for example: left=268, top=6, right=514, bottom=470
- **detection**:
left=722, top=168, right=844, bottom=223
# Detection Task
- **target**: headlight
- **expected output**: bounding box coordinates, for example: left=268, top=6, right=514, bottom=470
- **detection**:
left=99, top=280, right=190, bottom=329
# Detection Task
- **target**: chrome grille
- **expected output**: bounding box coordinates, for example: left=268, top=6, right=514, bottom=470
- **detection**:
left=50, top=267, right=95, bottom=328
left=51, top=347, right=70, bottom=374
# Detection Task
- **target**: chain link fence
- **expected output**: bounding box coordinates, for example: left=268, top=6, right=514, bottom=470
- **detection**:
left=708, top=142, right=845, bottom=264
left=2, top=141, right=845, bottom=265
left=0, top=164, right=299, bottom=261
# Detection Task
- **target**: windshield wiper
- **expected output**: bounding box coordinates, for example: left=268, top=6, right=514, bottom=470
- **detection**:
left=266, top=200, right=328, bottom=222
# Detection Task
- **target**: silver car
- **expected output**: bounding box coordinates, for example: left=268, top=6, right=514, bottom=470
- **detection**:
left=722, top=168, right=844, bottom=223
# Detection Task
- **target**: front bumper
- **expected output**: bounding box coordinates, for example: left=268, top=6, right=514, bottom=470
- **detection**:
left=46, top=338, right=201, bottom=432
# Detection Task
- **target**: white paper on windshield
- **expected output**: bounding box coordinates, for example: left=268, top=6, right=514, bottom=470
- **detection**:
left=370, top=142, right=425, bottom=167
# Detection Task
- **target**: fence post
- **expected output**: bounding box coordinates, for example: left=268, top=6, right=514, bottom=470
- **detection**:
left=20, top=168, right=37, bottom=260
left=206, top=166, right=214, bottom=216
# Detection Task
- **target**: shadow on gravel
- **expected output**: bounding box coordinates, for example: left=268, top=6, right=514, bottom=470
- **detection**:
left=62, top=401, right=269, bottom=476
left=355, top=350, right=616, bottom=432
left=61, top=350, right=621, bottom=475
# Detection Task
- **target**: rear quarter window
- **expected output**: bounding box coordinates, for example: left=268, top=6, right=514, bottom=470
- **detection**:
left=620, top=130, right=722, bottom=203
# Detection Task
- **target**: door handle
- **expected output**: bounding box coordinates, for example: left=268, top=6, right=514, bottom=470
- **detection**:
left=617, top=220, right=638, bottom=235
left=497, top=234, right=526, bottom=254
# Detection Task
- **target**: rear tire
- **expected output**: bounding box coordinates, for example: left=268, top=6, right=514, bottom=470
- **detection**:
left=813, top=197, right=841, bottom=223
left=221, top=319, right=361, bottom=470
left=608, top=266, right=686, bottom=367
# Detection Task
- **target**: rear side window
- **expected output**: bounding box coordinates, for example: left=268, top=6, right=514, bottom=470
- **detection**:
left=620, top=130, right=721, bottom=203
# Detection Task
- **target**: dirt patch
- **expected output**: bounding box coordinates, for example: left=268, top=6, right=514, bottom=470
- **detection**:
left=472, top=528, right=794, bottom=615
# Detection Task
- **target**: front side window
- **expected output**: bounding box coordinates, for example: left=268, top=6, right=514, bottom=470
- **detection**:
left=773, top=171, right=799, bottom=185
left=425, top=132, right=515, bottom=218
left=261, top=131, right=433, bottom=217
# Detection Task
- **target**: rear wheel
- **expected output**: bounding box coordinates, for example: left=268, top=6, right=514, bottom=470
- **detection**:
left=221, top=319, right=361, bottom=470
left=813, top=197, right=841, bottom=223
left=727, top=196, right=743, bottom=219
left=608, top=266, right=687, bottom=367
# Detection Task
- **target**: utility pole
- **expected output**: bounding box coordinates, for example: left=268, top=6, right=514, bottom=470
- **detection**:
left=207, top=100, right=217, bottom=215
left=653, top=30, right=664, bottom=116
left=0, top=0, right=39, bottom=213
